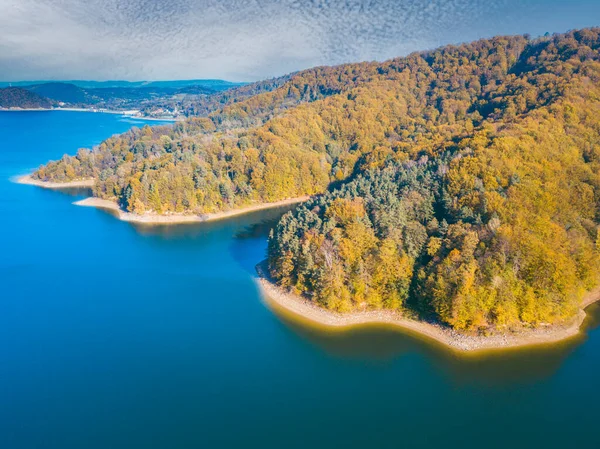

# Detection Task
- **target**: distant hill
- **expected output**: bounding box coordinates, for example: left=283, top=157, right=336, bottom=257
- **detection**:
left=26, top=83, right=91, bottom=104
left=132, top=80, right=246, bottom=91
left=21, top=82, right=219, bottom=111
left=0, top=87, right=52, bottom=109
left=0, top=79, right=269, bottom=118
left=139, top=74, right=292, bottom=117
left=0, top=79, right=246, bottom=91
left=174, top=85, right=220, bottom=95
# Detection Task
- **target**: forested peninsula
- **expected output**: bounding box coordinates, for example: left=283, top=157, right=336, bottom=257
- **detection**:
left=31, top=29, right=600, bottom=341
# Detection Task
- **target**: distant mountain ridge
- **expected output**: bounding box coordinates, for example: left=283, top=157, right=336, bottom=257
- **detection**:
left=0, top=79, right=246, bottom=90
left=26, top=83, right=90, bottom=104
left=0, top=79, right=261, bottom=118
left=24, top=82, right=216, bottom=106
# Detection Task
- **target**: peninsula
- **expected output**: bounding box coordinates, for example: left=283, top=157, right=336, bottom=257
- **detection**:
left=24, top=29, right=600, bottom=349
left=256, top=262, right=600, bottom=352
left=17, top=174, right=308, bottom=225
left=17, top=174, right=94, bottom=189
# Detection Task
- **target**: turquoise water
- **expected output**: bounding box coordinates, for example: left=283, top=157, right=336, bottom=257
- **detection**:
left=1, top=111, right=600, bottom=449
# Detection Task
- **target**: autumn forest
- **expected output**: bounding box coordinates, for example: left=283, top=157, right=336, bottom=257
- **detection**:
left=34, top=29, right=600, bottom=332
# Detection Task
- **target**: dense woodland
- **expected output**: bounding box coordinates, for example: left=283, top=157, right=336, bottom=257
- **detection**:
left=0, top=87, right=52, bottom=109
left=35, top=29, right=600, bottom=331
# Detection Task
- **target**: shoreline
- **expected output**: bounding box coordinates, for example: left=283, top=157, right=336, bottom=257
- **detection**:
left=16, top=174, right=95, bottom=189
left=19, top=172, right=600, bottom=352
left=0, top=107, right=180, bottom=121
left=255, top=262, right=600, bottom=352
left=74, top=196, right=309, bottom=224
left=16, top=174, right=309, bottom=224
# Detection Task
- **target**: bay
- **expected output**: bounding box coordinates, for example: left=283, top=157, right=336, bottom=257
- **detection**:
left=1, top=111, right=599, bottom=449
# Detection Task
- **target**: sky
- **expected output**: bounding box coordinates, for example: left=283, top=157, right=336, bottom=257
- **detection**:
left=0, top=0, right=599, bottom=82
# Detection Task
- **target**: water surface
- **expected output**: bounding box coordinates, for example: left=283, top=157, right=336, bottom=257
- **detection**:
left=1, top=111, right=600, bottom=449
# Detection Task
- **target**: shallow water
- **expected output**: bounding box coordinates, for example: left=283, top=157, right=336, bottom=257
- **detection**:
left=1, top=111, right=600, bottom=449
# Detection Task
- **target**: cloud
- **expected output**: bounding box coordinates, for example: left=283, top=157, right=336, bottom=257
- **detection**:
left=0, top=0, right=599, bottom=81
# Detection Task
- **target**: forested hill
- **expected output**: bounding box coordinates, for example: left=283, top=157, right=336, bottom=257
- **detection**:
left=34, top=28, right=600, bottom=331
left=0, top=87, right=52, bottom=109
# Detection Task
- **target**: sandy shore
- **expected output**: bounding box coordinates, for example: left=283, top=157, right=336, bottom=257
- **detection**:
left=2, top=107, right=124, bottom=113
left=74, top=196, right=309, bottom=224
left=1, top=108, right=180, bottom=121
left=17, top=174, right=307, bottom=223
left=0, top=107, right=51, bottom=111
left=255, top=262, right=600, bottom=352
left=16, top=174, right=94, bottom=189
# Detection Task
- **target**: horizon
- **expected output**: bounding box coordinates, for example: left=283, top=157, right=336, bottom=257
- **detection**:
left=0, top=79, right=247, bottom=86
left=2, top=25, right=599, bottom=86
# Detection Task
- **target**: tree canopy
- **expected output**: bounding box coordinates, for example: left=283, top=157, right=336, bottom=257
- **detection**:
left=34, top=29, right=600, bottom=331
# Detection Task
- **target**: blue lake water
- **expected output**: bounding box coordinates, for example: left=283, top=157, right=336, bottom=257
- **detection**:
left=1, top=110, right=600, bottom=449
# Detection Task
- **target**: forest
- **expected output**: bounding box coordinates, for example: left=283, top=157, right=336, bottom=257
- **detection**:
left=34, top=28, right=600, bottom=331
left=0, top=87, right=52, bottom=109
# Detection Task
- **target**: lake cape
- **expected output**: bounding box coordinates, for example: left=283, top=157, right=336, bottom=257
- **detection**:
left=2, top=110, right=600, bottom=449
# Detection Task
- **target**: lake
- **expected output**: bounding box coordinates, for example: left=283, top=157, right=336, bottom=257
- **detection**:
left=1, top=110, right=600, bottom=449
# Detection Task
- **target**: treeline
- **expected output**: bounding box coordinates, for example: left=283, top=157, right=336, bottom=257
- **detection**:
left=34, top=29, right=600, bottom=330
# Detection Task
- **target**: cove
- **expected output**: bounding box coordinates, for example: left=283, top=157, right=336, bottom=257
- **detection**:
left=2, top=111, right=600, bottom=449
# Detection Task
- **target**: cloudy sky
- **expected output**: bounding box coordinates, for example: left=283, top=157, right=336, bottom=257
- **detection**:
left=1, top=0, right=599, bottom=82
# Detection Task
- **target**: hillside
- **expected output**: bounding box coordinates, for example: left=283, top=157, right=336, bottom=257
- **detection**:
left=26, top=83, right=91, bottom=104
left=33, top=28, right=600, bottom=332
left=0, top=87, right=52, bottom=109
